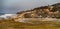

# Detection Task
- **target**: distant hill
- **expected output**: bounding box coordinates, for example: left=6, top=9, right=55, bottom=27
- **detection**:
left=16, top=3, right=60, bottom=19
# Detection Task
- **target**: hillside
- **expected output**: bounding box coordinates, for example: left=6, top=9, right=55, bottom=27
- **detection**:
left=16, top=3, right=60, bottom=19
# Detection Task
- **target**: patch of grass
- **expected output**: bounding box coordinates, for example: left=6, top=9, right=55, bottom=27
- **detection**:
left=0, top=19, right=60, bottom=29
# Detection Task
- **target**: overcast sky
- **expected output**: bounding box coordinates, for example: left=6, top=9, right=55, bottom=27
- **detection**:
left=1, top=0, right=60, bottom=14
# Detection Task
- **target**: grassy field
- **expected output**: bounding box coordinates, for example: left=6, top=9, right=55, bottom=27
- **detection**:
left=0, top=19, right=60, bottom=29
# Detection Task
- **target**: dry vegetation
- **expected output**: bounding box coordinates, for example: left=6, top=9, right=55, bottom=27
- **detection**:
left=0, top=19, right=60, bottom=29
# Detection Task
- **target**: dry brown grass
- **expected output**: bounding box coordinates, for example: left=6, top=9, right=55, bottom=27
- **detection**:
left=0, top=19, right=60, bottom=29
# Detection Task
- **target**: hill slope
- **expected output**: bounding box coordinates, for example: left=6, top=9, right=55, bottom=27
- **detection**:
left=16, top=3, right=60, bottom=19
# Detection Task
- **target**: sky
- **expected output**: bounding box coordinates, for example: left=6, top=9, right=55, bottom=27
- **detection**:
left=0, top=0, right=60, bottom=14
